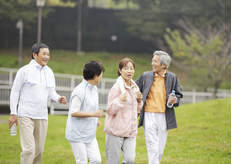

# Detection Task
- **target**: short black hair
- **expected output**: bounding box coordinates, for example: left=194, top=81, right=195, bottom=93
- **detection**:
left=31, top=43, right=49, bottom=59
left=83, top=60, right=105, bottom=80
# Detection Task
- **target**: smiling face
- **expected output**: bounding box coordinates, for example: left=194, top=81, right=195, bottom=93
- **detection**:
left=119, top=61, right=135, bottom=84
left=151, top=55, right=166, bottom=75
left=33, top=48, right=50, bottom=67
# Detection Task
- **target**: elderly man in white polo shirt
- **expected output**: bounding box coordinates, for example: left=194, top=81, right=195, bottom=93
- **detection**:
left=8, top=43, right=67, bottom=164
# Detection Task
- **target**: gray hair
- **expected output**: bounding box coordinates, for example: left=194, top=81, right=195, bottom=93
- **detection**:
left=153, top=51, right=171, bottom=69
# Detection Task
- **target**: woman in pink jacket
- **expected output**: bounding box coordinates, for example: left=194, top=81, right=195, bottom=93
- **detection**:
left=104, top=58, right=143, bottom=164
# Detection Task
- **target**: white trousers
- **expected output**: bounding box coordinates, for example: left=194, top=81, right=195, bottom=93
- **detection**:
left=19, top=117, right=48, bottom=164
left=105, top=134, right=136, bottom=164
left=69, top=138, right=101, bottom=164
left=143, top=112, right=168, bottom=164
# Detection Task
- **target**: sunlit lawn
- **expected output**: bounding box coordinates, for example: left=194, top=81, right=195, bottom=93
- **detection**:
left=0, top=98, right=230, bottom=163
left=0, top=49, right=193, bottom=86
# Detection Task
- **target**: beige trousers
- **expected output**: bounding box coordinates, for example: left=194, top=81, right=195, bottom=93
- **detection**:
left=19, top=117, right=48, bottom=164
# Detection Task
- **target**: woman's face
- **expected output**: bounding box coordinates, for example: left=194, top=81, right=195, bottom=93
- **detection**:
left=93, top=71, right=103, bottom=85
left=119, top=62, right=135, bottom=82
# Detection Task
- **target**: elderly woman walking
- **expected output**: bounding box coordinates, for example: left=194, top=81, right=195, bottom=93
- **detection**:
left=104, top=58, right=143, bottom=164
left=65, top=60, right=105, bottom=164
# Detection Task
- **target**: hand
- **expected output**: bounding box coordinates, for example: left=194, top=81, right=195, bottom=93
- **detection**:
left=119, top=91, right=127, bottom=102
left=9, top=115, right=18, bottom=129
left=97, top=120, right=101, bottom=127
left=58, top=96, right=67, bottom=104
left=93, top=110, right=104, bottom=117
left=136, top=91, right=143, bottom=103
left=168, top=95, right=177, bottom=104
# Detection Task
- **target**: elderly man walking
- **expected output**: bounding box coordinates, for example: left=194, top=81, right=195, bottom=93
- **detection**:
left=9, top=43, right=67, bottom=164
left=136, top=50, right=183, bottom=164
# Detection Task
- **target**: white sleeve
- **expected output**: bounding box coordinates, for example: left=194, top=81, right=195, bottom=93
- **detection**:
left=71, top=96, right=82, bottom=114
left=48, top=88, right=61, bottom=103
left=48, top=73, right=60, bottom=102
left=10, top=68, right=25, bottom=115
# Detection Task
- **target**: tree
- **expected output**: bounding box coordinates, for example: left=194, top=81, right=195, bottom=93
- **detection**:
left=0, top=0, right=54, bottom=26
left=0, top=0, right=53, bottom=47
left=164, top=18, right=231, bottom=98
left=113, top=0, right=231, bottom=50
left=60, top=0, right=88, bottom=53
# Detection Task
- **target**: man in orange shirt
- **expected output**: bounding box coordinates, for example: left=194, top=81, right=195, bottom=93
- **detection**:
left=136, top=51, right=183, bottom=164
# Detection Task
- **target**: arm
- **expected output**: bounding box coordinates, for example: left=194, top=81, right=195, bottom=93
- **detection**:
left=135, top=91, right=143, bottom=113
left=48, top=88, right=65, bottom=103
left=9, top=69, right=25, bottom=127
left=48, top=73, right=67, bottom=104
left=70, top=96, right=104, bottom=118
left=48, top=80, right=60, bottom=102
left=106, top=86, right=125, bottom=116
left=135, top=74, right=144, bottom=93
left=173, top=77, right=183, bottom=107
left=135, top=75, right=145, bottom=117
left=137, top=100, right=143, bottom=113
left=71, top=110, right=104, bottom=118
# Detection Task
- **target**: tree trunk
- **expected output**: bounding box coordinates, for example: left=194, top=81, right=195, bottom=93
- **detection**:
left=213, top=83, right=219, bottom=99
left=4, top=32, right=8, bottom=48
left=77, top=0, right=82, bottom=53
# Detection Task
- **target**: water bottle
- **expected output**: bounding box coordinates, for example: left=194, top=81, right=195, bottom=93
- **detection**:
left=167, top=90, right=175, bottom=108
left=11, top=123, right=17, bottom=136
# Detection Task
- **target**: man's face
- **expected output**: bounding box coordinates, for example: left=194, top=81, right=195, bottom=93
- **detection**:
left=151, top=55, right=165, bottom=73
left=33, top=48, right=50, bottom=67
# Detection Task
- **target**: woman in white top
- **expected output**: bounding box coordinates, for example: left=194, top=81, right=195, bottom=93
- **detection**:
left=65, top=60, right=105, bottom=164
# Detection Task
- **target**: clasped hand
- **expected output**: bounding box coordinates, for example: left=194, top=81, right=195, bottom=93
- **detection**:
left=119, top=91, right=143, bottom=103
left=168, top=95, right=177, bottom=104
left=58, top=96, right=67, bottom=104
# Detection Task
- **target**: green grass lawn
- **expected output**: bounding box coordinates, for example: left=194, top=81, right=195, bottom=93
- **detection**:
left=1, top=49, right=231, bottom=90
left=1, top=49, right=231, bottom=89
left=0, top=49, right=190, bottom=85
left=0, top=98, right=230, bottom=163
left=0, top=49, right=152, bottom=80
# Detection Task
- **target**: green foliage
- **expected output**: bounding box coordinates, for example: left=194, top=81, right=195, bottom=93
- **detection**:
left=46, top=0, right=76, bottom=7
left=164, top=23, right=231, bottom=95
left=115, top=4, right=169, bottom=41
left=0, top=0, right=54, bottom=28
left=114, top=0, right=231, bottom=42
left=0, top=98, right=230, bottom=163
